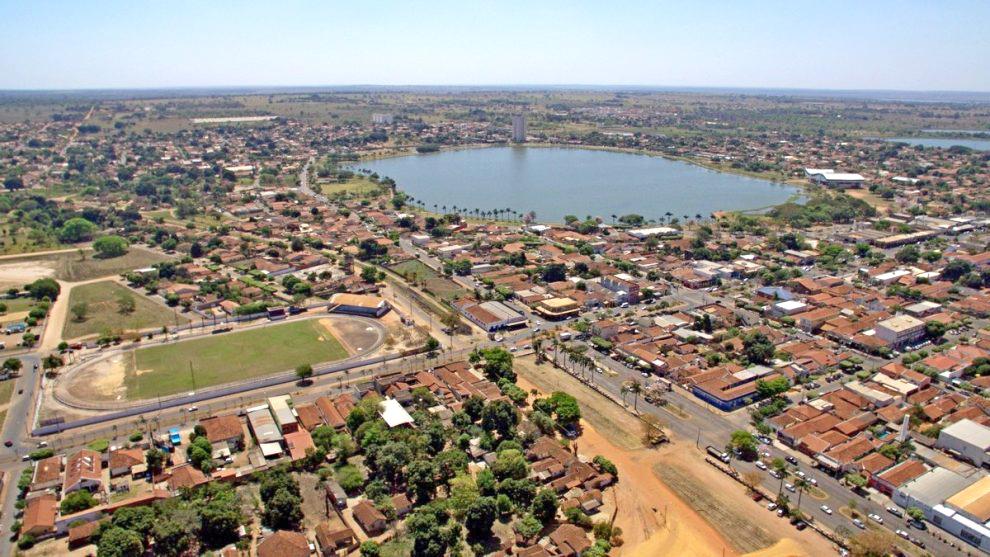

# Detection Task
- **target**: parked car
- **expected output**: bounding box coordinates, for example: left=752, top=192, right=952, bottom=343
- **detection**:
left=868, top=513, right=884, bottom=524
left=852, top=518, right=866, bottom=529
left=886, top=506, right=904, bottom=518
left=785, top=483, right=796, bottom=493
left=755, top=461, right=767, bottom=470
left=785, top=455, right=798, bottom=465
left=896, top=529, right=909, bottom=539
left=820, top=505, right=832, bottom=515
left=767, top=502, right=777, bottom=511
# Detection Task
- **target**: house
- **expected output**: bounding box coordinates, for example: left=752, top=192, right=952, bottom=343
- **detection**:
left=258, top=530, right=310, bottom=557
left=284, top=429, right=316, bottom=462
left=548, top=523, right=591, bottom=556
left=63, top=450, right=102, bottom=494
left=325, top=480, right=348, bottom=509
left=352, top=500, right=387, bottom=535
left=20, top=494, right=57, bottom=538
left=378, top=398, right=415, bottom=428
left=315, top=523, right=356, bottom=556
left=109, top=448, right=145, bottom=478
left=391, top=493, right=413, bottom=517
left=199, top=415, right=244, bottom=447
left=31, top=456, right=62, bottom=491
left=166, top=463, right=209, bottom=492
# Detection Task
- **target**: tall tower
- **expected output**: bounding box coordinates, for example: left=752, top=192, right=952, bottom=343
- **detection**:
left=511, top=115, right=527, bottom=143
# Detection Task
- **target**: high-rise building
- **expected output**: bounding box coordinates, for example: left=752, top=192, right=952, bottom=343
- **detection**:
left=372, top=113, right=394, bottom=125
left=511, top=115, right=526, bottom=143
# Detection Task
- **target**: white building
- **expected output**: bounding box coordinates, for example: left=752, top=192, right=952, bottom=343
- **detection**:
left=937, top=419, right=990, bottom=467
left=874, top=314, right=926, bottom=348
left=372, top=113, right=394, bottom=125
left=511, top=115, right=527, bottom=143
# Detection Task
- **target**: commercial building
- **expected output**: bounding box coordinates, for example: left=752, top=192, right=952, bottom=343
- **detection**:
left=937, top=419, right=990, bottom=467
left=511, top=115, right=527, bottom=143
left=600, top=274, right=641, bottom=304
left=807, top=169, right=865, bottom=188
left=874, top=314, right=926, bottom=348
left=455, top=300, right=527, bottom=332
left=692, top=365, right=779, bottom=411
left=268, top=395, right=298, bottom=434
left=534, top=297, right=580, bottom=319
left=893, top=467, right=974, bottom=521
left=933, top=475, right=990, bottom=552
left=328, top=293, right=390, bottom=317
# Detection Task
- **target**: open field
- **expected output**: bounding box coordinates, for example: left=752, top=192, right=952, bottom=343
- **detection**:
left=319, top=176, right=382, bottom=196
left=123, top=319, right=349, bottom=400
left=389, top=260, right=466, bottom=302
left=61, top=281, right=188, bottom=339
left=0, top=247, right=171, bottom=287
left=0, top=379, right=15, bottom=431
left=57, top=317, right=383, bottom=404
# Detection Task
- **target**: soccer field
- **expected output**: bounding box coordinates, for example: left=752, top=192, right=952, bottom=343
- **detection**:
left=124, top=319, right=349, bottom=400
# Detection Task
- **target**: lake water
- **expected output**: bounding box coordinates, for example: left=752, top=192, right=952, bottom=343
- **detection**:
left=356, top=147, right=801, bottom=223
left=880, top=137, right=990, bottom=151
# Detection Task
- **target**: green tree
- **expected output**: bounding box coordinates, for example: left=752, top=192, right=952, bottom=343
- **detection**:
left=93, top=235, right=129, bottom=258
left=145, top=448, right=166, bottom=473
left=3, top=358, right=23, bottom=373
left=481, top=399, right=519, bottom=438
left=263, top=488, right=303, bottom=530
left=743, top=332, right=775, bottom=365
left=464, top=496, right=497, bottom=538
left=59, top=217, right=98, bottom=243
left=60, top=490, right=97, bottom=514
left=26, top=278, right=60, bottom=301
left=531, top=488, right=559, bottom=525
left=728, top=430, right=759, bottom=460
left=295, top=363, right=314, bottom=382
left=151, top=519, right=192, bottom=557
left=111, top=506, right=156, bottom=538
left=71, top=301, right=89, bottom=321
left=360, top=541, right=381, bottom=557
left=97, top=526, right=143, bottom=557
left=117, top=292, right=136, bottom=314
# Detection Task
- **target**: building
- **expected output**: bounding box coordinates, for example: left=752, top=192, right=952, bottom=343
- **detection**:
left=511, top=115, right=527, bottom=143
left=379, top=398, right=415, bottom=428
left=455, top=300, right=526, bottom=332
left=534, top=297, right=580, bottom=319
left=807, top=169, right=865, bottom=188
left=258, top=530, right=311, bottom=557
left=328, top=293, right=390, bottom=317
left=20, top=494, right=57, bottom=538
left=601, top=274, right=641, bottom=304
left=874, top=315, right=926, bottom=348
left=315, top=523, right=356, bottom=556
left=63, top=449, right=102, bottom=494
left=109, top=448, right=145, bottom=478
left=894, top=467, right=974, bottom=521
left=248, top=407, right=284, bottom=445
left=371, top=113, right=394, bottom=125
left=937, top=419, right=990, bottom=467
left=934, top=475, right=990, bottom=552
left=352, top=500, right=387, bottom=535
left=268, top=395, right=298, bottom=433
left=692, top=365, right=780, bottom=411
left=199, top=415, right=244, bottom=447
left=31, top=456, right=62, bottom=491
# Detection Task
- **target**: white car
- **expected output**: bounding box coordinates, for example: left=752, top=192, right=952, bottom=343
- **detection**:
left=809, top=478, right=818, bottom=486
left=755, top=461, right=767, bottom=470
left=868, top=513, right=883, bottom=524
left=796, top=470, right=806, bottom=478
left=820, top=505, right=832, bottom=515
left=852, top=518, right=865, bottom=529
left=785, top=483, right=796, bottom=493
left=767, top=502, right=777, bottom=511
left=896, top=529, right=909, bottom=539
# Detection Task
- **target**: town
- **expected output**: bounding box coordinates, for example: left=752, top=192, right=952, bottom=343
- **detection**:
left=0, top=79, right=989, bottom=557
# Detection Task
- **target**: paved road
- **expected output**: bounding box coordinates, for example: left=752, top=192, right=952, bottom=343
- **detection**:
left=0, top=353, right=40, bottom=556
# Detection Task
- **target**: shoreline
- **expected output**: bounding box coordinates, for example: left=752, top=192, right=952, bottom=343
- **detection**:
left=347, top=143, right=813, bottom=224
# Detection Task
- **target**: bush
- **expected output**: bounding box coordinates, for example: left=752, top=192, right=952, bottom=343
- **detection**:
left=60, top=490, right=97, bottom=514
left=93, top=235, right=129, bottom=258
left=29, top=448, right=54, bottom=460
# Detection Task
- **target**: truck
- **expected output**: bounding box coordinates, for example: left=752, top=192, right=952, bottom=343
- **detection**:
left=706, top=445, right=731, bottom=463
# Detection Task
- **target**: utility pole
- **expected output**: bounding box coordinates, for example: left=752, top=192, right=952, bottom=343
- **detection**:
left=189, top=361, right=197, bottom=393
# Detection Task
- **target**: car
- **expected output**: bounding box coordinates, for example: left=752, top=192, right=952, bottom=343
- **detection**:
left=852, top=518, right=866, bottom=529
left=755, top=461, right=767, bottom=470
left=770, top=470, right=782, bottom=479
left=767, top=502, right=777, bottom=511
left=21, top=454, right=30, bottom=461
left=3, top=440, right=11, bottom=447
left=796, top=470, right=806, bottom=478
left=794, top=521, right=807, bottom=530
left=776, top=508, right=786, bottom=517
left=509, top=346, right=517, bottom=352
left=820, top=505, right=832, bottom=515
left=868, top=513, right=883, bottom=524
left=785, top=483, right=796, bottom=493
left=187, top=406, right=198, bottom=412
left=896, top=529, right=909, bottom=539
left=641, top=372, right=650, bottom=378
left=809, top=478, right=818, bottom=486
left=533, top=326, right=541, bottom=332
left=911, top=538, right=925, bottom=549
left=36, top=441, right=48, bottom=448
left=886, top=506, right=903, bottom=518
left=785, top=455, right=798, bottom=465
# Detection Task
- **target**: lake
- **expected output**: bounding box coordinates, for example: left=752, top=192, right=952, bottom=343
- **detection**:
left=879, top=137, right=990, bottom=151
left=356, top=147, right=801, bottom=223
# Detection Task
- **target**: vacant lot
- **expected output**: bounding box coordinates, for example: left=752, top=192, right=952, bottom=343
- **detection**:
left=320, top=176, right=382, bottom=196
left=62, top=281, right=187, bottom=340
left=654, top=463, right=776, bottom=553
left=123, top=319, right=349, bottom=399
left=55, top=247, right=171, bottom=282
left=390, top=260, right=466, bottom=302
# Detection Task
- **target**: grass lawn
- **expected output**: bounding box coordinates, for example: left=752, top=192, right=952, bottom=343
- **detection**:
left=390, top=260, right=466, bottom=302
left=124, top=319, right=348, bottom=400
left=0, top=297, right=37, bottom=314
left=320, top=176, right=381, bottom=196
left=0, top=379, right=15, bottom=406
left=62, top=281, right=188, bottom=339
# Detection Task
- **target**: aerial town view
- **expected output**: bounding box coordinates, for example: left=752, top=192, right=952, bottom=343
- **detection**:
left=1, top=2, right=989, bottom=557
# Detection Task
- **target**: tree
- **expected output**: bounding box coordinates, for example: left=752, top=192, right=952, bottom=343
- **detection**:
left=361, top=265, right=380, bottom=283
left=942, top=258, right=974, bottom=281
left=743, top=332, right=775, bottom=365
left=3, top=176, right=24, bottom=191
left=97, top=526, right=144, bottom=557
left=3, top=358, right=22, bottom=374
left=474, top=347, right=515, bottom=382
left=408, top=458, right=437, bottom=502
left=151, top=519, right=191, bottom=557
left=592, top=455, right=617, bottom=476
left=728, top=430, right=759, bottom=460
left=58, top=217, right=98, bottom=243
left=492, top=449, right=529, bottom=481
left=481, top=399, right=519, bottom=438
left=263, top=488, right=303, bottom=530
left=906, top=506, right=925, bottom=522
left=516, top=513, right=543, bottom=539
left=295, top=363, right=314, bottom=382
left=190, top=241, right=204, bottom=258
left=925, top=320, right=947, bottom=340
left=60, top=490, right=98, bottom=514
left=26, top=278, right=60, bottom=301
left=111, top=506, right=156, bottom=538
left=145, top=448, right=167, bottom=472
left=70, top=301, right=88, bottom=321
left=117, top=293, right=135, bottom=314
left=895, top=245, right=920, bottom=264
left=360, top=541, right=381, bottom=557
left=93, top=235, right=129, bottom=258
left=531, top=488, right=558, bottom=525
left=464, top=496, right=497, bottom=538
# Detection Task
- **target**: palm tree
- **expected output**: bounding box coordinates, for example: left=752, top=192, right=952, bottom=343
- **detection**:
left=620, top=383, right=629, bottom=404
left=630, top=380, right=642, bottom=412
left=794, top=478, right=809, bottom=514
left=771, top=458, right=788, bottom=496
left=611, top=214, right=617, bottom=224
left=665, top=211, right=673, bottom=223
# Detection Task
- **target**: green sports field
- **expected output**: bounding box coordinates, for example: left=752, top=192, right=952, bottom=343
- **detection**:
left=123, top=319, right=348, bottom=400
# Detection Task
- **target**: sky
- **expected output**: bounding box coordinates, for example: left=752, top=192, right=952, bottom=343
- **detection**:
left=2, top=0, right=989, bottom=91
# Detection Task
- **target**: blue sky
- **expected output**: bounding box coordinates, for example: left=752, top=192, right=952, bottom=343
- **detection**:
left=2, top=0, right=988, bottom=91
